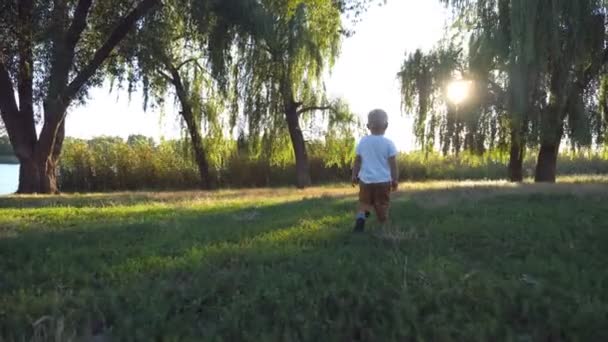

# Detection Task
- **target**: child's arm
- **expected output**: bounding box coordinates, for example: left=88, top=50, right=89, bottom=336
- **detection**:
left=352, top=155, right=362, bottom=186
left=389, top=156, right=398, bottom=190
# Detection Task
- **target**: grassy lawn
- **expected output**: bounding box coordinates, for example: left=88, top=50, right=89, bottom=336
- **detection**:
left=2, top=177, right=608, bottom=341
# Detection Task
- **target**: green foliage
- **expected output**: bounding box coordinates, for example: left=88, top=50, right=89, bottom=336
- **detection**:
left=2, top=180, right=608, bottom=339
left=58, top=135, right=357, bottom=191
left=406, top=0, right=608, bottom=159
left=231, top=0, right=345, bottom=154
left=60, top=137, right=198, bottom=191
left=399, top=45, right=470, bottom=154
left=398, top=149, right=608, bottom=181
left=113, top=0, right=360, bottom=188
left=57, top=135, right=608, bottom=191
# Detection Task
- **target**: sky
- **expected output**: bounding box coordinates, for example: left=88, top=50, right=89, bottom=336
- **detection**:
left=65, top=0, right=448, bottom=151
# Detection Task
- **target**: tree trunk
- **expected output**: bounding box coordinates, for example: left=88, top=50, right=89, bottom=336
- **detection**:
left=166, top=62, right=211, bottom=189
left=38, top=155, right=60, bottom=194
left=15, top=147, right=60, bottom=194
left=508, top=131, right=524, bottom=182
left=464, top=131, right=474, bottom=152
left=534, top=143, right=559, bottom=183
left=185, top=115, right=211, bottom=189
left=441, top=139, right=450, bottom=156
left=285, top=102, right=311, bottom=189
left=14, top=118, right=64, bottom=194
left=17, top=157, right=40, bottom=194
left=535, top=97, right=564, bottom=184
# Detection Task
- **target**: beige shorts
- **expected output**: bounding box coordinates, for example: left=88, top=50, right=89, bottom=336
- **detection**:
left=358, top=182, right=391, bottom=222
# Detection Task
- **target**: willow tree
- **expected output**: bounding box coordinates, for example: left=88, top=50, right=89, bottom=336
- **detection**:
left=231, top=0, right=345, bottom=188
left=401, top=0, right=550, bottom=182
left=486, top=0, right=546, bottom=182
left=120, top=0, right=246, bottom=189
left=440, top=0, right=608, bottom=182
left=399, top=37, right=515, bottom=172
left=118, top=0, right=350, bottom=189
left=399, top=42, right=496, bottom=156
left=0, top=0, right=160, bottom=193
left=532, top=0, right=607, bottom=182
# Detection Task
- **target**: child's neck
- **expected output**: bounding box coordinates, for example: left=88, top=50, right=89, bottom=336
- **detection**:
left=370, top=131, right=385, bottom=136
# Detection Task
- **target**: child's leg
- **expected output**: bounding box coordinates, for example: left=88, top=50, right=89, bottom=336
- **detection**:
left=354, top=183, right=373, bottom=232
left=373, top=183, right=392, bottom=224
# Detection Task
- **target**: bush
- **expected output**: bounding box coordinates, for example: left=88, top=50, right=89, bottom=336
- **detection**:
left=58, top=136, right=608, bottom=192
left=0, top=135, right=17, bottom=164
left=58, top=136, right=355, bottom=191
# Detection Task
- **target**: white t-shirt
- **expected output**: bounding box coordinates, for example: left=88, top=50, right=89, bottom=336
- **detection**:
left=356, top=135, right=398, bottom=184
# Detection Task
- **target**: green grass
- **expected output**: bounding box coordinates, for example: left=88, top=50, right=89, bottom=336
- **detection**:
left=2, top=178, right=608, bottom=341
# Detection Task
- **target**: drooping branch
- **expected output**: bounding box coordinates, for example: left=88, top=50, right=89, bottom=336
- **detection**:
left=487, top=79, right=506, bottom=98
left=580, top=47, right=608, bottom=88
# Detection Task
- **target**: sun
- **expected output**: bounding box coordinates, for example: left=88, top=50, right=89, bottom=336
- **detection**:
left=447, top=80, right=472, bottom=105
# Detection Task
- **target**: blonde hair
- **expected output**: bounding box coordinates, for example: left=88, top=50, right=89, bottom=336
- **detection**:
left=367, top=109, right=389, bottom=130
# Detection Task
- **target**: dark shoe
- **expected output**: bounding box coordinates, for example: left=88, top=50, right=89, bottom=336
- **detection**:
left=353, top=218, right=365, bottom=233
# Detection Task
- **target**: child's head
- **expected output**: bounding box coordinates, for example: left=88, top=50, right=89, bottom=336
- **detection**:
left=367, top=109, right=389, bottom=135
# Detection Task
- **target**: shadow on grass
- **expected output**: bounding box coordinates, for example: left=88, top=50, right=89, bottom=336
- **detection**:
left=1, top=194, right=374, bottom=340
left=0, top=196, right=355, bottom=278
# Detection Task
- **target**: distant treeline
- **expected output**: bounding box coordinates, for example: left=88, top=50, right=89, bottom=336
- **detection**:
left=56, top=135, right=608, bottom=192
left=0, top=136, right=18, bottom=164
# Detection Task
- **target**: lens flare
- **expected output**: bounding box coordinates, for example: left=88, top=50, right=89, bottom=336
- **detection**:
left=447, top=80, right=472, bottom=105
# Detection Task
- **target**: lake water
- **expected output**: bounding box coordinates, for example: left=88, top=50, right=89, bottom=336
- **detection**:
left=0, top=164, right=19, bottom=195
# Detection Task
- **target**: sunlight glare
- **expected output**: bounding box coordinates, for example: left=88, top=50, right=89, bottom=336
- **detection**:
left=447, top=80, right=472, bottom=105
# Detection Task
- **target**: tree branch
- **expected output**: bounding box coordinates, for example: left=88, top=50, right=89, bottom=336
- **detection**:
left=65, top=0, right=93, bottom=52
left=157, top=69, right=174, bottom=83
left=174, top=56, right=221, bottom=84
left=297, top=105, right=334, bottom=115
left=35, top=0, right=161, bottom=165
left=49, top=0, right=67, bottom=46
left=0, top=60, right=19, bottom=117
left=164, top=60, right=193, bottom=123
left=0, top=59, right=24, bottom=152
left=176, top=57, right=202, bottom=71
left=17, top=0, right=34, bottom=118
left=63, top=0, right=160, bottom=103
left=46, top=0, right=70, bottom=99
